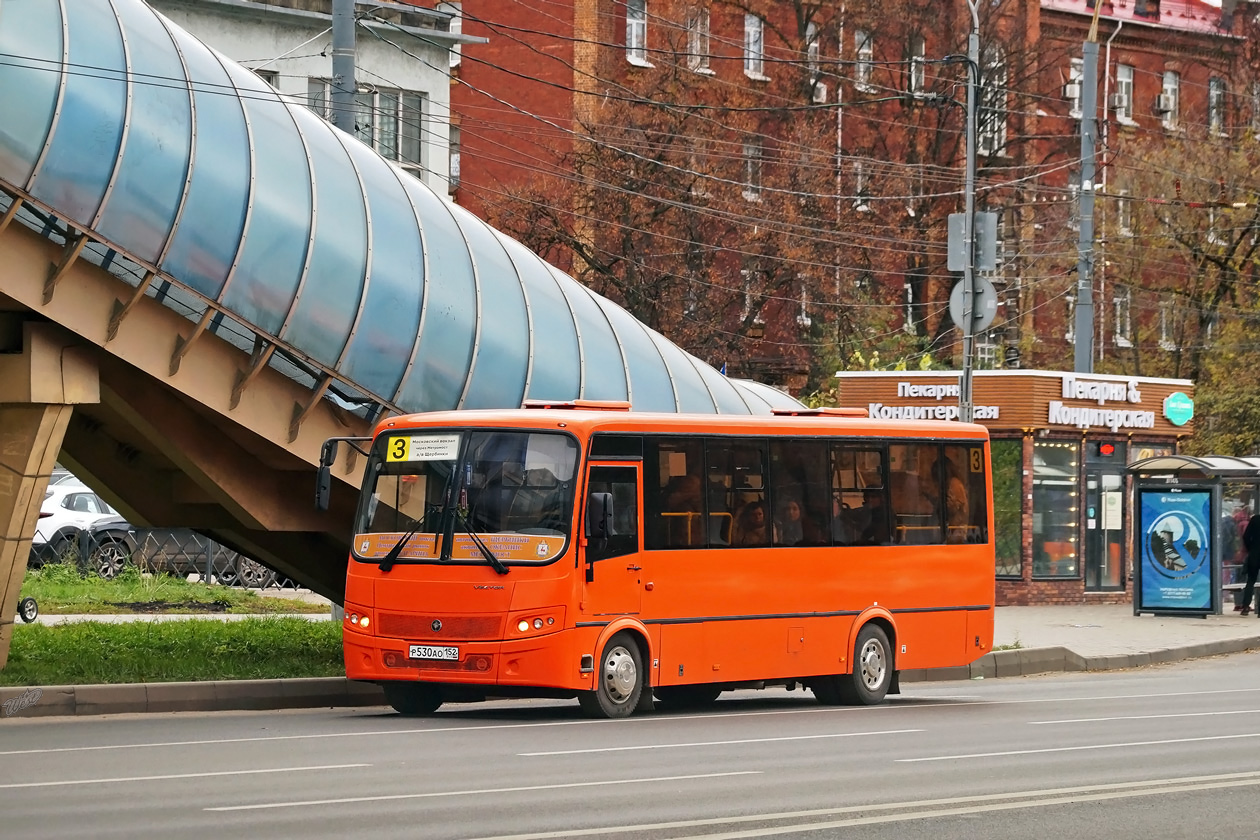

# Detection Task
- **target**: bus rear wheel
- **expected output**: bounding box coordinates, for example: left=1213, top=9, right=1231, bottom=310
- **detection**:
left=814, top=624, right=892, bottom=706
left=382, top=681, right=442, bottom=716
left=578, top=632, right=643, bottom=719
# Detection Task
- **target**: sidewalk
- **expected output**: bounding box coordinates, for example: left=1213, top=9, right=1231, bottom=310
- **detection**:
left=6, top=604, right=1260, bottom=718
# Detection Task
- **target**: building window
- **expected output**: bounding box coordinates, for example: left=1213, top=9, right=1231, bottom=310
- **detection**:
left=626, top=0, right=649, bottom=66
left=1065, top=293, right=1076, bottom=342
left=1067, top=58, right=1083, bottom=118
left=1209, top=76, right=1227, bottom=136
left=744, top=14, right=767, bottom=80
left=1114, top=64, right=1134, bottom=122
left=1252, top=82, right=1260, bottom=134
left=308, top=80, right=426, bottom=172
left=686, top=6, right=711, bottom=72
left=1032, top=441, right=1080, bottom=579
left=991, top=439, right=1023, bottom=577
left=448, top=125, right=460, bottom=192
left=1067, top=169, right=1080, bottom=232
left=252, top=68, right=279, bottom=89
left=1114, top=287, right=1132, bottom=347
left=854, top=29, right=874, bottom=92
left=742, top=140, right=762, bottom=201
left=978, top=48, right=1007, bottom=155
left=902, top=281, right=915, bottom=333
left=740, top=269, right=765, bottom=324
left=1115, top=189, right=1132, bottom=237
left=908, top=34, right=926, bottom=97
left=806, top=22, right=824, bottom=101
left=853, top=159, right=871, bottom=212
left=796, top=285, right=812, bottom=328
left=975, top=334, right=998, bottom=369
left=1160, top=70, right=1179, bottom=129
left=1159, top=300, right=1176, bottom=350
left=440, top=2, right=462, bottom=68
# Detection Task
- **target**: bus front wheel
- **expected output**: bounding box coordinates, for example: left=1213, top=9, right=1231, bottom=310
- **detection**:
left=382, top=681, right=442, bottom=716
left=814, top=624, right=892, bottom=706
left=579, top=632, right=643, bottom=718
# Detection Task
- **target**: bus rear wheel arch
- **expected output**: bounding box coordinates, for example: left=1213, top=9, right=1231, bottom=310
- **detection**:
left=579, top=631, right=648, bottom=719
left=812, top=622, right=893, bottom=706
left=382, top=681, right=443, bottom=716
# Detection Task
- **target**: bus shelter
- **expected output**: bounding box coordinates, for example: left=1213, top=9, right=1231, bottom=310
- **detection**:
left=1127, top=455, right=1260, bottom=616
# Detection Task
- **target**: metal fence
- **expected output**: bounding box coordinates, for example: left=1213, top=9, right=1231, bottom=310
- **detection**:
left=28, top=527, right=291, bottom=589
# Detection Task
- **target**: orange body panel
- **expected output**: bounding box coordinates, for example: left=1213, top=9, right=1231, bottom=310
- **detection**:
left=341, top=408, right=996, bottom=694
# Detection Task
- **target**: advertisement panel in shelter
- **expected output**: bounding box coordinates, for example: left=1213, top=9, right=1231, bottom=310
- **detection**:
left=1136, top=488, right=1213, bottom=614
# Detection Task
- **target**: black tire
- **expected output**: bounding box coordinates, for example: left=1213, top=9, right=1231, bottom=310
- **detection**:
left=18, top=597, right=38, bottom=623
left=654, top=685, right=722, bottom=709
left=92, top=536, right=132, bottom=579
left=578, top=632, right=645, bottom=719
left=236, top=558, right=277, bottom=589
left=382, top=682, right=443, bottom=716
left=814, top=624, right=892, bottom=706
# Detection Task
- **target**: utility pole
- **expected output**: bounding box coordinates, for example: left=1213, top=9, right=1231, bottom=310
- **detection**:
left=330, top=0, right=357, bottom=136
left=959, top=0, right=980, bottom=423
left=1074, top=8, right=1102, bottom=373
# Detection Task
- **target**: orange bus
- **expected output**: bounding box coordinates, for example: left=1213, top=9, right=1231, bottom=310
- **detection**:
left=322, top=401, right=994, bottom=718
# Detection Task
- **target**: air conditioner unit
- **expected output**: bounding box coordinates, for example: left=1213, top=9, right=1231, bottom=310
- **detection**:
left=1109, top=92, right=1129, bottom=111
left=1063, top=81, right=1081, bottom=100
left=812, top=82, right=827, bottom=103
left=1155, top=93, right=1175, bottom=114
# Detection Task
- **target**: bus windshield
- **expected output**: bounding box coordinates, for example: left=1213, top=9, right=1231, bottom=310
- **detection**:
left=352, top=429, right=579, bottom=566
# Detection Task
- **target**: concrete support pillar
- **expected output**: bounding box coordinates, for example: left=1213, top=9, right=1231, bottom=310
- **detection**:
left=0, top=323, right=97, bottom=668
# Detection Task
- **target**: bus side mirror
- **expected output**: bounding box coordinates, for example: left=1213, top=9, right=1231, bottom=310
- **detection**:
left=316, top=439, right=338, bottom=511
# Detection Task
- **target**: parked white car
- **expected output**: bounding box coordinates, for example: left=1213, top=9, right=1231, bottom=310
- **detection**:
left=30, top=483, right=119, bottom=564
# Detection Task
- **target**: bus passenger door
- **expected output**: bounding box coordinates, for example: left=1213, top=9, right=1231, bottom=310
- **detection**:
left=582, top=464, right=643, bottom=617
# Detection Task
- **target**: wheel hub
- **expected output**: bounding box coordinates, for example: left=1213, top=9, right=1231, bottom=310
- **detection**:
left=858, top=639, right=886, bottom=688
left=602, top=646, right=637, bottom=703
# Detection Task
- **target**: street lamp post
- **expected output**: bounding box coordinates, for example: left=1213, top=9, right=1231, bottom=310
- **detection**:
left=959, top=0, right=981, bottom=424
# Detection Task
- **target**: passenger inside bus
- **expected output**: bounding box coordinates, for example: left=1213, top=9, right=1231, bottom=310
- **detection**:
left=733, top=501, right=769, bottom=546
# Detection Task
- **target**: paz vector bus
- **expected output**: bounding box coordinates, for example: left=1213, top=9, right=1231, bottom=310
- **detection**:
left=318, top=400, right=995, bottom=718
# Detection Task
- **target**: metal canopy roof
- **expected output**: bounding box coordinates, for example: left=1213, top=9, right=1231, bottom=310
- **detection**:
left=1128, top=455, right=1260, bottom=478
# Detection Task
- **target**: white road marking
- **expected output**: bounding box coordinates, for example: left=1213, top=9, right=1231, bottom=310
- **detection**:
left=0, top=763, right=369, bottom=789
left=462, top=771, right=1260, bottom=840
left=519, top=729, right=922, bottom=756
left=7, top=686, right=1260, bottom=757
left=898, top=732, right=1260, bottom=761
left=204, top=771, right=761, bottom=812
left=1031, top=709, right=1260, bottom=725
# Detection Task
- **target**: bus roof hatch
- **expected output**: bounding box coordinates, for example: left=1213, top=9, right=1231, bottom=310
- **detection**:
left=772, top=407, right=869, bottom=418
left=521, top=399, right=632, bottom=411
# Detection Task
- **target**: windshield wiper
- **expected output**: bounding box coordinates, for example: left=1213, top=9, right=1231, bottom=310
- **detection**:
left=378, top=520, right=423, bottom=573
left=453, top=508, right=509, bottom=575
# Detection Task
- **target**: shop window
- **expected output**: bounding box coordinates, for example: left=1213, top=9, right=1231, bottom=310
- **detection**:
left=1032, top=441, right=1079, bottom=578
left=992, top=439, right=1022, bottom=577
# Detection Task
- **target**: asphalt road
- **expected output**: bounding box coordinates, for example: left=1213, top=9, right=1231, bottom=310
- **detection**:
left=5, top=653, right=1260, bottom=839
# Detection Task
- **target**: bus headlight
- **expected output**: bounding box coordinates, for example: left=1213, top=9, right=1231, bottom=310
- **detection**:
left=518, top=620, right=530, bottom=632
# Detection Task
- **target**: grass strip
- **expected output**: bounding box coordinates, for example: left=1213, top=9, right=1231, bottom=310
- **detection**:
left=20, top=564, right=328, bottom=614
left=1, top=617, right=345, bottom=686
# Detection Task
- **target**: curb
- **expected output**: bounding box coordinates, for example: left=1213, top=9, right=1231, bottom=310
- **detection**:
left=900, top=635, right=1260, bottom=684
left=6, top=637, right=1260, bottom=718
left=1, top=677, right=385, bottom=718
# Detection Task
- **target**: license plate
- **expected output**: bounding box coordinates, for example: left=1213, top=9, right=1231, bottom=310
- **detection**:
left=409, top=644, right=459, bottom=661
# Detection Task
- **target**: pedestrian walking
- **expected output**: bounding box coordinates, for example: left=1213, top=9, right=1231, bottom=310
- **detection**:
left=1241, top=514, right=1260, bottom=616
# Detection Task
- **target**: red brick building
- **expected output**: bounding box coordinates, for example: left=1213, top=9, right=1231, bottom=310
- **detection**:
left=414, top=1, right=1254, bottom=395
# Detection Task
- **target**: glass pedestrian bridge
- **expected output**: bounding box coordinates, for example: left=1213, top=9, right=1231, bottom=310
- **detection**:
left=0, top=0, right=798, bottom=421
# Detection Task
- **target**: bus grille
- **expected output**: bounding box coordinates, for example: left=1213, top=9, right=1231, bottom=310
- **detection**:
left=377, top=613, right=503, bottom=640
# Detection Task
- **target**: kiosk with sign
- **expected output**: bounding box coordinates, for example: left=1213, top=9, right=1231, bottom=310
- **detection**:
left=1128, top=456, right=1260, bottom=616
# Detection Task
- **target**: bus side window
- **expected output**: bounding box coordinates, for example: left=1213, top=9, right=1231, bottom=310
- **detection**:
left=646, top=438, right=705, bottom=549
left=888, top=443, right=944, bottom=545
left=945, top=444, right=989, bottom=544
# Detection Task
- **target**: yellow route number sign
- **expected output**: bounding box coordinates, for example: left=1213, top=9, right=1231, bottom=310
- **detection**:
left=384, top=433, right=460, bottom=463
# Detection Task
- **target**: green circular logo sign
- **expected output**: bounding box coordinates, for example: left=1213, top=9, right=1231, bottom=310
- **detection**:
left=1163, top=392, right=1194, bottom=426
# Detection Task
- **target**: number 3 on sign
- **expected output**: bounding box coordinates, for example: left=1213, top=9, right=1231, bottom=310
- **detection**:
left=970, top=449, right=984, bottom=473
left=386, top=436, right=410, bottom=462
